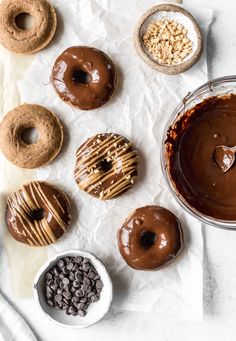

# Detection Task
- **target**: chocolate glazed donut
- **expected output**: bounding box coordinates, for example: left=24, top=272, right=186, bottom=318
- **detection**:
left=5, top=181, right=71, bottom=247
left=51, top=46, right=117, bottom=110
left=117, top=206, right=183, bottom=270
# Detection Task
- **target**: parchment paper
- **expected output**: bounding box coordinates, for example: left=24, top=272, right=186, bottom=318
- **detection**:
left=2, top=0, right=212, bottom=322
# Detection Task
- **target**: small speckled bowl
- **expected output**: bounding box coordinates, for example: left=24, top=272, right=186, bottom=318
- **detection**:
left=134, top=4, right=203, bottom=75
left=33, top=250, right=113, bottom=329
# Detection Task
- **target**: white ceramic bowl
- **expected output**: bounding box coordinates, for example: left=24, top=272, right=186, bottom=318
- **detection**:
left=33, top=250, right=113, bottom=328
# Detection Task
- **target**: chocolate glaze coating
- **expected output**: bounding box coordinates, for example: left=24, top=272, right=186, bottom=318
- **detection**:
left=5, top=181, right=71, bottom=247
left=74, top=133, right=139, bottom=200
left=51, top=46, right=117, bottom=110
left=166, top=94, right=236, bottom=221
left=117, top=206, right=183, bottom=270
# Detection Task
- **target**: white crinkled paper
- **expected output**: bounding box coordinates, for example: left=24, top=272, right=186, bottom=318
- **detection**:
left=18, top=0, right=212, bottom=321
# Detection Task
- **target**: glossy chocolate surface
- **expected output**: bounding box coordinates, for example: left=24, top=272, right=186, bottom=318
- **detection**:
left=117, top=206, right=183, bottom=270
left=5, top=181, right=71, bottom=246
left=51, top=46, right=117, bottom=110
left=166, top=94, right=236, bottom=221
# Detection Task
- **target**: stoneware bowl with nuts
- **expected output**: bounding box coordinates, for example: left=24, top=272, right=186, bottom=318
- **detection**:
left=134, top=4, right=203, bottom=75
left=33, top=250, right=113, bottom=328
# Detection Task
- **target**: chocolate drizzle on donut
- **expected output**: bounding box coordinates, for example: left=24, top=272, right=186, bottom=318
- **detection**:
left=74, top=133, right=139, bottom=200
left=5, top=181, right=71, bottom=247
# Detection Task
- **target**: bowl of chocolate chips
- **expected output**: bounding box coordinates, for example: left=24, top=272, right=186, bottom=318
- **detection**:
left=33, top=250, right=113, bottom=328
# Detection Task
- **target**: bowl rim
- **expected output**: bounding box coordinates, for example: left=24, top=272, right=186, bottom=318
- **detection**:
left=161, top=75, right=236, bottom=230
left=33, top=249, right=113, bottom=329
left=133, top=3, right=203, bottom=75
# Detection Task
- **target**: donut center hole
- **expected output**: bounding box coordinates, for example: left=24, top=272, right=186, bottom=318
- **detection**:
left=21, top=128, right=38, bottom=145
left=99, top=159, right=112, bottom=172
left=15, top=13, right=34, bottom=30
left=31, top=208, right=45, bottom=221
left=140, top=230, right=157, bottom=249
left=72, top=70, right=91, bottom=84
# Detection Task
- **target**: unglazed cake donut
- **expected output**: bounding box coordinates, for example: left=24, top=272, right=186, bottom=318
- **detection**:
left=0, top=0, right=57, bottom=54
left=74, top=133, right=139, bottom=200
left=0, top=104, right=63, bottom=169
left=51, top=46, right=117, bottom=110
left=117, top=206, right=183, bottom=270
left=5, top=181, right=71, bottom=247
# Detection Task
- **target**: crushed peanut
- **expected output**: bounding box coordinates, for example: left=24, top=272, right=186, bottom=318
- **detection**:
left=142, top=18, right=193, bottom=66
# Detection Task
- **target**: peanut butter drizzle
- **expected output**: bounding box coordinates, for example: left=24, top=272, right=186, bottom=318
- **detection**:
left=6, top=181, right=71, bottom=247
left=74, top=133, right=139, bottom=200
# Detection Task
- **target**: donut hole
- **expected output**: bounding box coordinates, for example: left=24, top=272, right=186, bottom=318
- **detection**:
left=31, top=208, right=45, bottom=221
left=140, top=230, right=157, bottom=249
left=15, top=13, right=35, bottom=30
left=99, top=159, right=113, bottom=173
left=21, top=127, right=38, bottom=145
left=72, top=70, right=92, bottom=85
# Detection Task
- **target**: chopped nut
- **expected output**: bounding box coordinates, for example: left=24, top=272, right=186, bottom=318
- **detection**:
left=142, top=17, right=193, bottom=66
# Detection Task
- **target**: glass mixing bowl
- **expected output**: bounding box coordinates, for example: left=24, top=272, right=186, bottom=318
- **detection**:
left=161, top=75, right=236, bottom=230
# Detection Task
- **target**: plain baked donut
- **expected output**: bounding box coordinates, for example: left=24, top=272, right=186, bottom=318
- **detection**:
left=0, top=0, right=57, bottom=54
left=117, top=205, right=183, bottom=270
left=51, top=46, right=117, bottom=110
left=0, top=104, right=63, bottom=169
left=74, top=133, right=139, bottom=200
left=5, top=181, right=71, bottom=247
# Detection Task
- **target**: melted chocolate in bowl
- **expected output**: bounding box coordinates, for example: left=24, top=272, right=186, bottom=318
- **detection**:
left=165, top=94, right=236, bottom=222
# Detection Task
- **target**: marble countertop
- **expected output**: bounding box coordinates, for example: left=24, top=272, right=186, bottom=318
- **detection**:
left=2, top=0, right=236, bottom=340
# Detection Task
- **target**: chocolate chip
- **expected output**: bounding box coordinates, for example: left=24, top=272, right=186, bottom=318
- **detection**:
left=64, top=257, right=70, bottom=264
left=75, top=272, right=82, bottom=281
left=87, top=292, right=96, bottom=298
left=63, top=291, right=72, bottom=300
left=88, top=272, right=96, bottom=279
left=72, top=264, right=78, bottom=271
left=75, top=289, right=83, bottom=297
left=77, top=310, right=86, bottom=317
left=80, top=297, right=87, bottom=303
left=62, top=267, right=70, bottom=275
left=73, top=280, right=81, bottom=288
left=72, top=297, right=79, bottom=304
left=91, top=295, right=99, bottom=303
left=69, top=274, right=75, bottom=281
left=50, top=284, right=58, bottom=291
left=57, top=260, right=64, bottom=268
left=55, top=294, right=62, bottom=302
left=77, top=303, right=85, bottom=310
left=68, top=306, right=76, bottom=314
left=47, top=300, right=54, bottom=307
left=96, top=280, right=103, bottom=289
left=62, top=278, right=69, bottom=286
left=81, top=284, right=88, bottom=292
left=83, top=277, right=90, bottom=285
left=46, top=292, right=52, bottom=299
left=66, top=263, right=73, bottom=271
left=45, top=272, right=53, bottom=280
left=53, top=268, right=59, bottom=276
left=74, top=256, right=83, bottom=264
left=83, top=263, right=90, bottom=272
left=55, top=277, right=61, bottom=286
